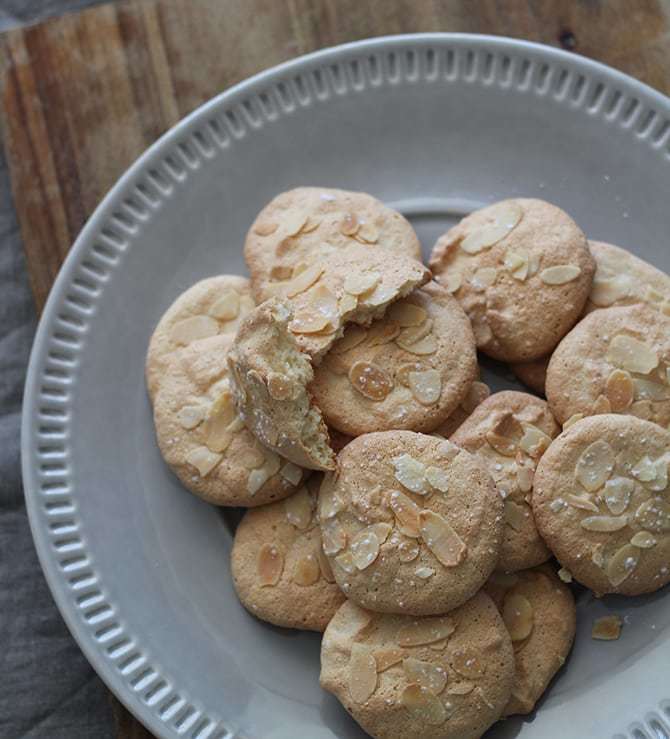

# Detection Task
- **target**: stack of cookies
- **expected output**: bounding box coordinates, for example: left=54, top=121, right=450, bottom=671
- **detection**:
left=146, top=188, right=670, bottom=739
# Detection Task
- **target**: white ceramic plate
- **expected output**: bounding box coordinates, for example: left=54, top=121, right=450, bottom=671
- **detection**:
left=22, top=34, right=670, bottom=739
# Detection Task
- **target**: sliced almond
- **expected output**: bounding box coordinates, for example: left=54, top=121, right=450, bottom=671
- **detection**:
left=349, top=362, right=394, bottom=401
left=301, top=214, right=321, bottom=233
left=447, top=681, right=475, bottom=695
left=516, top=465, right=534, bottom=493
left=374, top=648, right=407, bottom=672
left=253, top=220, right=278, bottom=236
left=239, top=444, right=266, bottom=469
left=591, top=543, right=605, bottom=567
left=451, top=648, right=485, bottom=677
left=401, top=684, right=447, bottom=725
left=415, top=566, right=435, bottom=579
left=603, top=477, right=634, bottom=515
left=563, top=413, right=585, bottom=430
left=633, top=377, right=670, bottom=401
left=425, top=466, right=449, bottom=493
left=331, top=325, right=367, bottom=355
left=208, top=289, right=240, bottom=321
left=285, top=263, right=324, bottom=297
left=580, top=515, right=629, bottom=532
left=409, top=370, right=442, bottom=406
left=267, top=372, right=295, bottom=401
left=470, top=267, right=497, bottom=291
left=606, top=543, right=639, bottom=586
left=340, top=212, right=359, bottom=236
left=280, top=462, right=303, bottom=486
left=592, top=394, right=612, bottom=414
left=630, top=530, right=657, bottom=549
left=283, top=211, right=308, bottom=236
left=289, top=310, right=330, bottom=334
left=460, top=223, right=510, bottom=255
left=634, top=497, right=670, bottom=532
left=389, top=302, right=428, bottom=327
left=397, top=616, right=455, bottom=647
left=185, top=446, right=222, bottom=477
left=527, top=252, right=541, bottom=277
left=334, top=551, right=355, bottom=573
left=557, top=568, right=573, bottom=583
left=319, top=480, right=344, bottom=520
left=316, top=545, right=336, bottom=582
left=392, top=455, right=427, bottom=494
left=338, top=292, right=358, bottom=315
left=293, top=553, right=320, bottom=586
left=350, top=528, right=382, bottom=570
left=632, top=456, right=657, bottom=482
left=503, top=250, right=526, bottom=275
left=397, top=320, right=434, bottom=348
left=575, top=439, right=615, bottom=492
left=443, top=272, right=462, bottom=293
left=590, top=273, right=632, bottom=306
left=592, top=614, right=622, bottom=640
left=284, top=487, right=313, bottom=529
left=247, top=466, right=272, bottom=495
left=177, top=403, right=207, bottom=430
left=606, top=334, right=659, bottom=374
left=605, top=369, right=634, bottom=411
left=396, top=362, right=426, bottom=387
left=566, top=494, right=600, bottom=512
left=630, top=399, right=653, bottom=420
left=257, top=544, right=283, bottom=586
left=357, top=221, right=380, bottom=243
left=539, top=265, right=581, bottom=285
left=349, top=645, right=377, bottom=704
left=486, top=431, right=517, bottom=457
left=429, top=639, right=448, bottom=651
left=321, top=518, right=347, bottom=555
left=170, top=315, right=219, bottom=345
left=365, top=320, right=402, bottom=347
left=398, top=538, right=420, bottom=562
left=502, top=593, right=534, bottom=641
left=396, top=334, right=438, bottom=355
left=519, top=424, right=552, bottom=458
left=343, top=272, right=381, bottom=296
left=504, top=500, right=528, bottom=531
left=388, top=490, right=422, bottom=537
left=403, top=658, right=447, bottom=695
left=419, top=510, right=466, bottom=567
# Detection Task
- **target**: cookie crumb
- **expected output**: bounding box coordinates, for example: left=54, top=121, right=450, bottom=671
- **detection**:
left=591, top=614, right=622, bottom=641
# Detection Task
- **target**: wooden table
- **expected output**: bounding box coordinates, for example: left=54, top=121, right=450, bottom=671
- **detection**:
left=2, top=0, right=669, bottom=735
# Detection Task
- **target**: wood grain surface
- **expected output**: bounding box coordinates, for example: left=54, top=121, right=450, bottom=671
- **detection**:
left=2, top=0, right=669, bottom=737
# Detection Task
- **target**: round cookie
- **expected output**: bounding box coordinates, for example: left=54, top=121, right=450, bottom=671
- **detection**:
left=153, top=333, right=306, bottom=506
left=320, top=593, right=515, bottom=739
left=227, top=298, right=335, bottom=471
left=434, top=380, right=491, bottom=438
left=532, top=414, right=670, bottom=596
left=317, top=431, right=503, bottom=615
left=585, top=240, right=670, bottom=314
left=146, top=275, right=254, bottom=401
left=244, top=187, right=422, bottom=304
left=450, top=391, right=558, bottom=572
left=311, top=282, right=478, bottom=436
left=545, top=303, right=670, bottom=428
left=484, top=566, right=576, bottom=716
left=429, top=198, right=595, bottom=362
left=510, top=356, right=549, bottom=396
left=231, top=477, right=345, bottom=631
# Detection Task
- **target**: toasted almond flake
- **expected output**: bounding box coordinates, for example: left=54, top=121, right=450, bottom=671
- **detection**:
left=365, top=321, right=401, bottom=347
left=452, top=648, right=485, bottom=678
left=338, top=292, right=358, bottom=315
left=289, top=310, right=330, bottom=334
left=321, top=518, right=347, bottom=555
left=493, top=200, right=523, bottom=229
left=348, top=361, right=394, bottom=401
left=389, top=302, right=429, bottom=327
left=170, top=315, right=219, bottom=345
left=397, top=616, right=455, bottom=647
left=634, top=497, right=670, bottom=532
left=516, top=465, right=534, bottom=493
left=349, top=645, right=377, bottom=703
left=177, top=404, right=207, bottom=430
left=331, top=325, right=367, bottom=355
left=630, top=530, right=657, bottom=549
left=388, top=490, right=422, bottom=537
left=606, top=334, right=659, bottom=374
left=566, top=493, right=600, bottom=512
left=267, top=372, right=295, bottom=401
left=398, top=539, right=420, bottom=562
left=504, top=500, right=528, bottom=531
left=539, top=265, right=581, bottom=285
left=580, top=514, right=629, bottom=532
left=470, top=267, right=497, bottom=291
left=397, top=334, right=438, bottom=355
left=603, top=477, right=634, bottom=515
left=283, top=211, right=308, bottom=236
left=374, top=648, right=407, bottom=672
left=447, top=681, right=475, bottom=695
left=293, top=553, right=320, bottom=586
left=392, top=455, right=428, bottom=494
left=239, top=445, right=266, bottom=469
left=633, top=377, right=670, bottom=401
left=527, top=252, right=541, bottom=276
left=350, top=529, right=382, bottom=570
left=592, top=615, right=622, bottom=640
left=357, top=220, right=379, bottom=243
left=253, top=220, right=278, bottom=236
left=486, top=431, right=517, bottom=457
left=334, top=551, right=355, bottom=573
left=425, top=466, right=449, bottom=493
left=648, top=457, right=669, bottom=491
left=284, top=263, right=324, bottom=298
left=257, top=544, right=283, bottom=586
left=316, top=545, right=336, bottom=582
left=319, top=479, right=344, bottom=519
left=401, top=684, right=447, bottom=724
left=592, top=394, right=612, bottom=414
left=575, top=440, right=615, bottom=492
left=414, top=566, right=435, bottom=579
left=632, top=455, right=657, bottom=482
left=340, top=212, right=359, bottom=236
left=403, top=658, right=447, bottom=695
left=590, top=273, right=632, bottom=306
left=247, top=466, right=272, bottom=495
left=208, top=289, right=240, bottom=321
left=409, top=370, right=442, bottom=406
left=549, top=498, right=566, bottom=513
left=397, top=319, right=434, bottom=347
left=605, top=369, right=634, bottom=411
left=396, top=362, right=426, bottom=387
left=301, top=214, right=321, bottom=233
left=284, top=487, right=313, bottom=529
left=502, top=593, right=534, bottom=641
left=519, top=423, right=552, bottom=458
left=443, top=272, right=462, bottom=293
left=630, top=399, right=653, bottom=419
left=557, top=567, right=573, bottom=583
left=280, top=462, right=303, bottom=486
left=460, top=223, right=510, bottom=254
left=503, top=250, right=526, bottom=274
left=592, top=544, right=605, bottom=567
left=563, top=413, right=584, bottom=430
left=419, top=510, right=466, bottom=567
left=185, top=446, right=222, bottom=477
left=343, top=272, right=381, bottom=296
left=606, top=543, right=639, bottom=586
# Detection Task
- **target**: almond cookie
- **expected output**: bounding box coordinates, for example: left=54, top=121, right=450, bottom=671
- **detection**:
left=231, top=476, right=345, bottom=631
left=153, top=334, right=305, bottom=506
left=429, top=198, right=595, bottom=362
left=584, top=240, right=670, bottom=314
left=245, top=186, right=422, bottom=304
left=484, top=566, right=576, bottom=716
left=146, top=275, right=255, bottom=401
left=532, top=414, right=670, bottom=596
left=510, top=356, right=549, bottom=396
left=450, top=391, right=558, bottom=572
left=434, top=380, right=491, bottom=438
left=320, top=593, right=514, bottom=739
left=228, top=298, right=335, bottom=471
left=545, top=304, right=670, bottom=428
left=318, top=431, right=503, bottom=615
left=310, top=282, right=477, bottom=436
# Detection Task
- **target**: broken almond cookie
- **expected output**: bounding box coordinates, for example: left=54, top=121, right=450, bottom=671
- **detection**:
left=433, top=379, right=491, bottom=438
left=231, top=475, right=346, bottom=631
left=317, top=431, right=503, bottom=615
left=227, top=298, right=335, bottom=471
left=153, top=334, right=306, bottom=506
left=429, top=198, right=595, bottom=363
left=146, top=275, right=255, bottom=401
left=532, top=414, right=670, bottom=596
left=450, top=391, right=559, bottom=572
left=546, top=304, right=670, bottom=428
left=484, top=566, right=576, bottom=716
left=244, top=186, right=422, bottom=304
left=310, top=282, right=477, bottom=436
left=319, top=593, right=514, bottom=739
